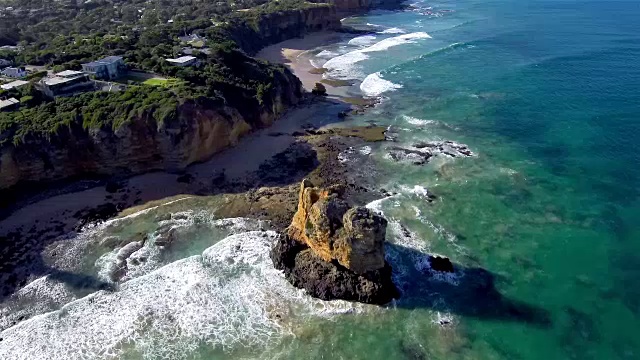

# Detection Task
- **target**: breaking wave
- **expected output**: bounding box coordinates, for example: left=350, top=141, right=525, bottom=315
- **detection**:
left=379, top=27, right=406, bottom=34
left=348, top=35, right=378, bottom=46
left=0, top=230, right=371, bottom=359
left=360, top=72, right=403, bottom=97
left=323, top=32, right=432, bottom=80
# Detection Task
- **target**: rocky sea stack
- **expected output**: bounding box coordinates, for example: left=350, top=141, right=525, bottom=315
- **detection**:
left=270, top=179, right=399, bottom=304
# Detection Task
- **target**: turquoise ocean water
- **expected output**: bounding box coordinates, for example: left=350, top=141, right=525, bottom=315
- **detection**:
left=1, top=0, right=639, bottom=358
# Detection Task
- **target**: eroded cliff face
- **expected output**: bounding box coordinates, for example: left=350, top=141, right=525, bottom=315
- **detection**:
left=288, top=179, right=387, bottom=274
left=229, top=5, right=341, bottom=55
left=271, top=179, right=398, bottom=304
left=0, top=69, right=302, bottom=190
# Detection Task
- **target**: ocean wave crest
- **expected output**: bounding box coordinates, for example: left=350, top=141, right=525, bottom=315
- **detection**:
left=0, top=230, right=370, bottom=359
left=360, top=72, right=403, bottom=97
left=348, top=35, right=378, bottom=46
left=323, top=32, right=432, bottom=80
left=379, top=27, right=406, bottom=34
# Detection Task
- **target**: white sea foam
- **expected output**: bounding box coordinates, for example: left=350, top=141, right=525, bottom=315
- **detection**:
left=410, top=185, right=429, bottom=198
left=0, top=230, right=371, bottom=359
left=316, top=49, right=340, bottom=58
left=0, top=276, right=77, bottom=331
left=323, top=32, right=431, bottom=80
left=337, top=146, right=356, bottom=163
left=359, top=145, right=372, bottom=155
left=431, top=311, right=455, bottom=326
left=360, top=32, right=431, bottom=53
left=347, top=35, right=378, bottom=46
left=360, top=72, right=403, bottom=96
left=380, top=27, right=406, bottom=34
left=94, top=213, right=269, bottom=284
left=402, top=115, right=437, bottom=126
left=322, top=51, right=369, bottom=79
left=365, top=193, right=399, bottom=215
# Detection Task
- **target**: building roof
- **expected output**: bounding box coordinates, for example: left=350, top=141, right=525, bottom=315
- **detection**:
left=82, top=56, right=123, bottom=67
left=166, top=56, right=196, bottom=64
left=1, top=80, right=28, bottom=90
left=42, top=74, right=86, bottom=87
left=0, top=97, right=19, bottom=109
left=56, top=70, right=85, bottom=78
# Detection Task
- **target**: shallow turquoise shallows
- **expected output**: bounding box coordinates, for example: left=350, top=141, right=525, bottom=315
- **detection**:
left=313, top=0, right=640, bottom=358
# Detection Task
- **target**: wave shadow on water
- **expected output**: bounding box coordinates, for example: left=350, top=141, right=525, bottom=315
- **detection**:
left=388, top=243, right=552, bottom=328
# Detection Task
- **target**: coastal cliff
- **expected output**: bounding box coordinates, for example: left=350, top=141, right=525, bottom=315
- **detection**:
left=226, top=4, right=341, bottom=55
left=0, top=0, right=398, bottom=193
left=0, top=63, right=302, bottom=190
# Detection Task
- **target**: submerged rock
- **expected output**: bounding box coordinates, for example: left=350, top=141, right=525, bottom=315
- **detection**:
left=272, top=180, right=399, bottom=304
left=387, top=140, right=474, bottom=165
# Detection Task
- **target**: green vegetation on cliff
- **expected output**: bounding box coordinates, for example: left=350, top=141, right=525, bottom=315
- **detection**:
left=0, top=0, right=332, bottom=147
left=0, top=87, right=180, bottom=145
left=0, top=46, right=297, bottom=146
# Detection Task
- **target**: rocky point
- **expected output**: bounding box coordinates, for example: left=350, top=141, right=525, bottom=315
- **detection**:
left=270, top=179, right=399, bottom=304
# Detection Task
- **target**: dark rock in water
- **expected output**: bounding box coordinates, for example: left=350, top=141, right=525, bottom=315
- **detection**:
left=312, top=82, right=327, bottom=96
left=387, top=146, right=431, bottom=165
left=429, top=255, right=455, bottom=273
left=154, top=228, right=177, bottom=247
left=271, top=235, right=399, bottom=305
left=387, top=140, right=474, bottom=166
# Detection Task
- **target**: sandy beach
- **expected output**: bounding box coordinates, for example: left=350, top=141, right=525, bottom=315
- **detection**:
left=257, top=32, right=354, bottom=98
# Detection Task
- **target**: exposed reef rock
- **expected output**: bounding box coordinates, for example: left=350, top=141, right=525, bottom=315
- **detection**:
left=428, top=255, right=455, bottom=273
left=271, top=180, right=398, bottom=304
left=386, top=140, right=474, bottom=165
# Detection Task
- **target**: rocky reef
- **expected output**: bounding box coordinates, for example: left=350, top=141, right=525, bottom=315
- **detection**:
left=271, top=179, right=398, bottom=304
left=386, top=140, right=474, bottom=166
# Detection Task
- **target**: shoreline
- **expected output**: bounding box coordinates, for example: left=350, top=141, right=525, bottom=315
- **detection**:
left=0, top=26, right=390, bottom=310
left=257, top=31, right=362, bottom=100
left=0, top=25, right=376, bottom=236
